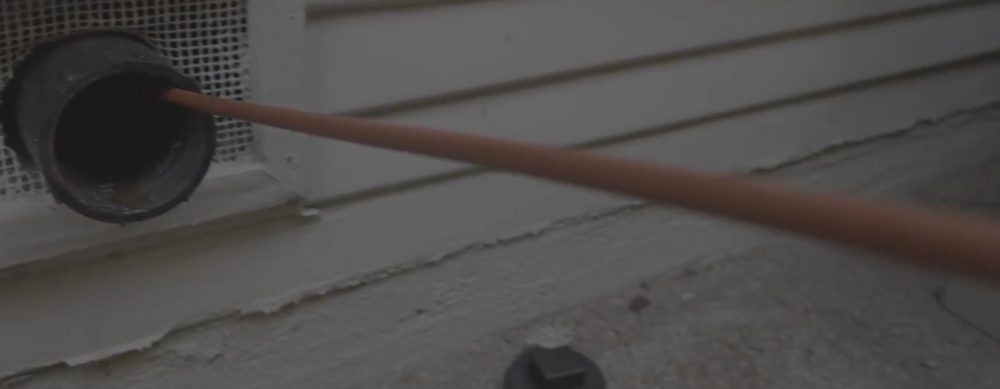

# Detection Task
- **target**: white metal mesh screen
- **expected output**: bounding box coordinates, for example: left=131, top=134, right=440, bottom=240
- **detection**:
left=0, top=0, right=255, bottom=198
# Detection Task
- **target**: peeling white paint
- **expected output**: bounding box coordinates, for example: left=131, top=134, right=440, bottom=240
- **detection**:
left=163, top=342, right=224, bottom=363
left=525, top=326, right=576, bottom=348
left=237, top=207, right=641, bottom=316
left=61, top=328, right=172, bottom=367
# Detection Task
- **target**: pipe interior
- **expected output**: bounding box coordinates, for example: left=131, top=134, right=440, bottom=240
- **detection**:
left=54, top=73, right=188, bottom=188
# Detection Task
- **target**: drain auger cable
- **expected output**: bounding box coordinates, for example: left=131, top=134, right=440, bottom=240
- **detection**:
left=162, top=88, right=1000, bottom=282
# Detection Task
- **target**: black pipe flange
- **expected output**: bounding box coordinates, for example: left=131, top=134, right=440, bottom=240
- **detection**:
left=2, top=31, right=216, bottom=224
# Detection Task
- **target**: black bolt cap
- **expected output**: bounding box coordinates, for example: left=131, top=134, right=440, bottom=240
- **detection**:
left=504, top=346, right=606, bottom=389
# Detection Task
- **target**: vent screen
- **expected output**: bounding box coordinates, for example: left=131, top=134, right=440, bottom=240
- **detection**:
left=0, top=0, right=255, bottom=199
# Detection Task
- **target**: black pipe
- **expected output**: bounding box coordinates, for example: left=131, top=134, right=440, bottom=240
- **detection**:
left=1, top=32, right=216, bottom=224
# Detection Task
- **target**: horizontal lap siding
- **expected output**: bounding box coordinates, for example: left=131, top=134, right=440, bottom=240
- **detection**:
left=302, top=0, right=1000, bottom=200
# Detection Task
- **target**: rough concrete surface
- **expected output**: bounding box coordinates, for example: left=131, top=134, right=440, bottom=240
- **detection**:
left=362, top=241, right=1000, bottom=389
left=356, top=160, right=1000, bottom=389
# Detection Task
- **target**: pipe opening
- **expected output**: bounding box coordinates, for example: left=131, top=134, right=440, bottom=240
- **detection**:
left=5, top=31, right=216, bottom=224
left=54, top=73, right=185, bottom=188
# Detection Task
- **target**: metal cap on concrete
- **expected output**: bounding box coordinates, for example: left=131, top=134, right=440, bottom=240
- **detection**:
left=504, top=346, right=606, bottom=389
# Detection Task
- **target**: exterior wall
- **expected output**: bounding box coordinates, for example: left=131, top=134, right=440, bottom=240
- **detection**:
left=3, top=0, right=1000, bottom=387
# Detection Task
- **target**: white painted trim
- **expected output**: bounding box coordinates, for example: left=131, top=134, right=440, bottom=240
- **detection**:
left=2, top=59, right=998, bottom=378
left=0, top=0, right=309, bottom=270
left=249, top=0, right=312, bottom=191
left=303, top=2, right=1000, bottom=200
left=0, top=165, right=300, bottom=272
left=304, top=0, right=965, bottom=114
